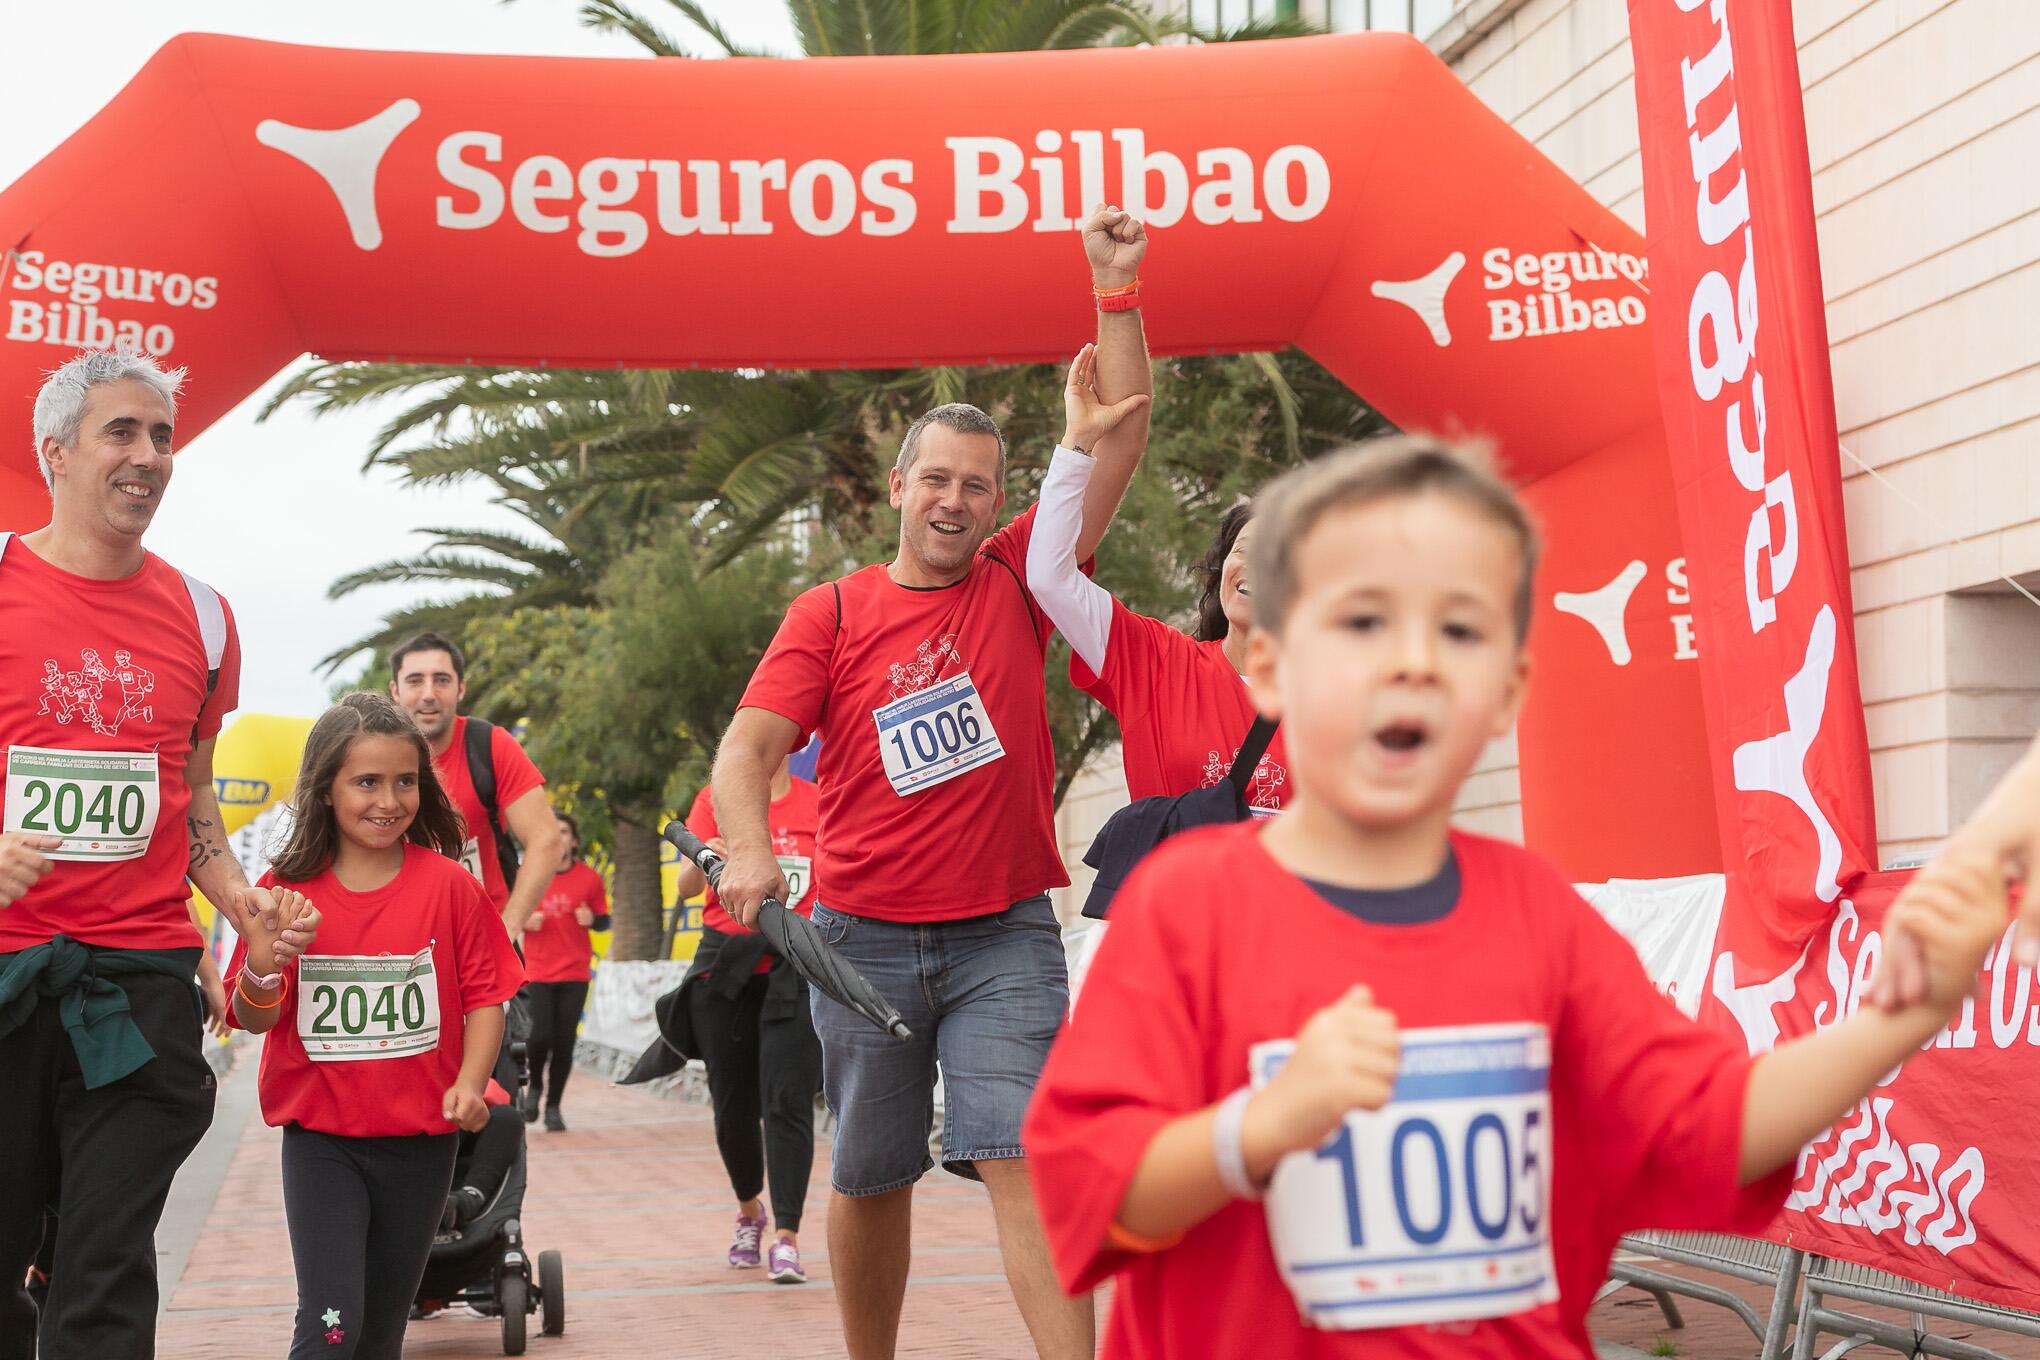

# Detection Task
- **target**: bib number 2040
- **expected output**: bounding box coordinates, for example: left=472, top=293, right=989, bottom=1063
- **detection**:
left=297, top=947, right=441, bottom=1062
left=4, top=746, right=159, bottom=862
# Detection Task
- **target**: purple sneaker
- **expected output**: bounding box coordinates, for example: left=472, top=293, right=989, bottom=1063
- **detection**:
left=728, top=1214, right=764, bottom=1269
left=767, top=1237, right=806, bottom=1284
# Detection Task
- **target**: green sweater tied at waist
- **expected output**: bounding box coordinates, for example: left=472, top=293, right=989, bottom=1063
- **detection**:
left=0, top=937, right=202, bottom=1089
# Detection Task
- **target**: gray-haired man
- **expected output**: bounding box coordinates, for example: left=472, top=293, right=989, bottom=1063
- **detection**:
left=0, top=350, right=317, bottom=1359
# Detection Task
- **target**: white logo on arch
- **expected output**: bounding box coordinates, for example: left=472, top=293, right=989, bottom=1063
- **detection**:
left=1553, top=559, right=1647, bottom=666
left=1371, top=251, right=1464, bottom=347
left=256, top=99, right=421, bottom=251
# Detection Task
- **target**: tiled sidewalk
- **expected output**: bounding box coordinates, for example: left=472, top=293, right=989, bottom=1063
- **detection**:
left=157, top=1047, right=1039, bottom=1359
left=155, top=1044, right=2040, bottom=1358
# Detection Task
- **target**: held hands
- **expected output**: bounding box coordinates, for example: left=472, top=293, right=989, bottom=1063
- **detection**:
left=237, top=888, right=315, bottom=976
left=1868, top=853, right=2010, bottom=1013
left=1243, top=985, right=1401, bottom=1160
left=1061, top=343, right=1151, bottom=454
left=717, top=845, right=789, bottom=931
left=1082, top=203, right=1146, bottom=288
left=0, top=832, right=61, bottom=907
left=442, top=1078, right=490, bottom=1133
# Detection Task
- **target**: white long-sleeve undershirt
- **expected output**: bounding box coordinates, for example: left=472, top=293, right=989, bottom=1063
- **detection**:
left=1025, top=445, right=1115, bottom=676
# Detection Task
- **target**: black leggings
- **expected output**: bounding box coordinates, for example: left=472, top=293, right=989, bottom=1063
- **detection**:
left=687, top=971, right=824, bottom=1233
left=525, top=980, right=589, bottom=1109
left=281, top=1125, right=458, bottom=1360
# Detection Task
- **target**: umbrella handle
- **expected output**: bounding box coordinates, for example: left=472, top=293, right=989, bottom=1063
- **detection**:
left=662, top=822, right=790, bottom=916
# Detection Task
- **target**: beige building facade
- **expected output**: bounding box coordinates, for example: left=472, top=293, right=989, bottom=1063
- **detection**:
left=1054, top=0, right=2040, bottom=916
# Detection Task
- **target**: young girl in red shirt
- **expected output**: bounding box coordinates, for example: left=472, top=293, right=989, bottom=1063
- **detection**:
left=228, top=692, right=524, bottom=1360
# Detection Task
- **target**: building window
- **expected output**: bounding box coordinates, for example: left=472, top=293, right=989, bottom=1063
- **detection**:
left=1330, top=0, right=1458, bottom=37
left=1192, top=0, right=1299, bottom=30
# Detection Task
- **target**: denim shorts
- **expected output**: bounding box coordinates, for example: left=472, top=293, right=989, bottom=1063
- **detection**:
left=809, top=896, right=1068, bottom=1195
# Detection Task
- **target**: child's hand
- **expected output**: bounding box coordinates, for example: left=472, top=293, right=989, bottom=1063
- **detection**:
left=273, top=890, right=321, bottom=962
left=1244, top=985, right=1400, bottom=1159
left=443, top=1080, right=490, bottom=1133
left=574, top=907, right=594, bottom=927
left=1871, top=853, right=2009, bottom=1013
left=524, top=912, right=545, bottom=932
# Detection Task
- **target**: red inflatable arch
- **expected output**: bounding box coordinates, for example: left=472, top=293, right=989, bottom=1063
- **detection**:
left=0, top=32, right=1713, bottom=881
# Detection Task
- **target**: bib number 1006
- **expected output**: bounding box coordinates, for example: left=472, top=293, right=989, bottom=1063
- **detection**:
left=886, top=701, right=984, bottom=769
left=16, top=779, right=148, bottom=837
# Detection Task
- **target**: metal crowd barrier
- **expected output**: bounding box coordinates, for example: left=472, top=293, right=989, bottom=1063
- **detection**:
left=1604, top=1232, right=2040, bottom=1360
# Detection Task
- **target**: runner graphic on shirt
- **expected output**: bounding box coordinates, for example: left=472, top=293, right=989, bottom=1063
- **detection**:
left=1200, top=745, right=1289, bottom=813
left=36, top=645, right=153, bottom=737
left=886, top=634, right=960, bottom=700
left=36, top=661, right=81, bottom=725
left=110, top=649, right=155, bottom=727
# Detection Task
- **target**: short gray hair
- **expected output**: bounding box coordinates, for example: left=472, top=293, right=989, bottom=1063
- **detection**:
left=32, top=350, right=186, bottom=492
left=895, top=403, right=1006, bottom=482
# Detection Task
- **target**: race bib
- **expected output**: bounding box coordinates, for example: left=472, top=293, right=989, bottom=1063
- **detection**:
left=5, top=745, right=159, bottom=861
left=1253, top=1023, right=1558, bottom=1332
left=776, top=854, right=813, bottom=908
left=297, top=946, right=442, bottom=1062
left=871, top=671, right=1004, bottom=796
left=458, top=836, right=486, bottom=884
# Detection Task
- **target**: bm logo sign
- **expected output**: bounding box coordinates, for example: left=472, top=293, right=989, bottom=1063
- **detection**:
left=215, top=777, right=272, bottom=807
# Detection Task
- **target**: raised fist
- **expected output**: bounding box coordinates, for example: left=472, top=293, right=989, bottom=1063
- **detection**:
left=1082, top=203, right=1147, bottom=289
left=1244, top=984, right=1400, bottom=1159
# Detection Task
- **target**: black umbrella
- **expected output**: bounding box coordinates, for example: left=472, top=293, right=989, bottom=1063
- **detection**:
left=663, top=823, right=912, bottom=1041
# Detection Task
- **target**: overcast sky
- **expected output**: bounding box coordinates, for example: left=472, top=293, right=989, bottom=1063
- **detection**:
left=0, top=1, right=802, bottom=717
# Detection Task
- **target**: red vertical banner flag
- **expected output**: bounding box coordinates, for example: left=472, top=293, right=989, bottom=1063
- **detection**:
left=1626, top=0, right=1877, bottom=975
left=1621, top=1, right=2040, bottom=1305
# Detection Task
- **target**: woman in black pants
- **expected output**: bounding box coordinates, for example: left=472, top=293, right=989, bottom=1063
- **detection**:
left=520, top=811, right=609, bottom=1131
left=674, top=759, right=823, bottom=1284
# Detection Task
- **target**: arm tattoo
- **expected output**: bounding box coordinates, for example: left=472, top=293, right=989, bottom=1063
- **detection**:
left=187, top=813, right=226, bottom=874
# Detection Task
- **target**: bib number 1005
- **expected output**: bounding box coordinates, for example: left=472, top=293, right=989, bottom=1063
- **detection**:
left=1314, top=1104, right=1545, bottom=1250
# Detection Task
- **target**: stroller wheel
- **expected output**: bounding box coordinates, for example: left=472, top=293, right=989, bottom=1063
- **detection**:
left=499, top=1273, right=527, bottom=1355
left=539, top=1250, right=565, bottom=1336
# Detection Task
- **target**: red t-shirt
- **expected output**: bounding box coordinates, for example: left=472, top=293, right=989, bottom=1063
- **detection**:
left=432, top=716, right=545, bottom=911
left=1024, top=825, right=1788, bottom=1359
left=523, top=860, right=607, bottom=983
left=1074, top=599, right=1290, bottom=811
left=0, top=540, right=241, bottom=952
left=685, top=777, right=820, bottom=974
left=232, top=845, right=525, bottom=1137
left=737, top=507, right=1066, bottom=922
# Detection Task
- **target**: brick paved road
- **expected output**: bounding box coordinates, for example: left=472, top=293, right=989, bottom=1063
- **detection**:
left=155, top=1042, right=2040, bottom=1359
left=157, top=1045, right=1040, bottom=1359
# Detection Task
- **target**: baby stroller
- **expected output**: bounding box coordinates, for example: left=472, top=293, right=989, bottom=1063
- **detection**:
left=413, top=1040, right=565, bottom=1355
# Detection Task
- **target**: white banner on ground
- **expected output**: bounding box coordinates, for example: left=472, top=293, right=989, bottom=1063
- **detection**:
left=580, top=960, right=691, bottom=1054
left=1574, top=874, right=1727, bottom=1018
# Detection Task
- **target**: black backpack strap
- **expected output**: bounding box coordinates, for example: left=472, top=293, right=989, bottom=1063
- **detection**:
left=983, top=550, right=1047, bottom=651
left=1226, top=715, right=1278, bottom=799
left=464, top=716, right=500, bottom=829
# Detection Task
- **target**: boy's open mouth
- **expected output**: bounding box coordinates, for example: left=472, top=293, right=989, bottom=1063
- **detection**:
left=1374, top=720, right=1428, bottom=753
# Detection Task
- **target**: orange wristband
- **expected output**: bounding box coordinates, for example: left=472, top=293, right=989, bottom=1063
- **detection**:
left=236, top=975, right=284, bottom=1009
left=1092, top=279, right=1139, bottom=297
left=1105, top=1220, right=1183, bottom=1254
